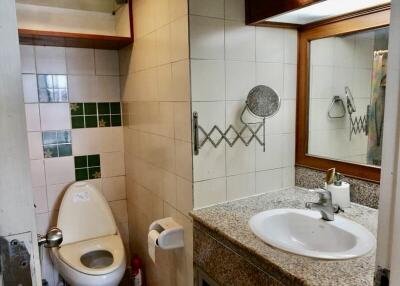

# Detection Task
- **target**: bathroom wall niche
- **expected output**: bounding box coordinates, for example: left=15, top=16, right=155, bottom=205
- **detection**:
left=296, top=6, right=390, bottom=182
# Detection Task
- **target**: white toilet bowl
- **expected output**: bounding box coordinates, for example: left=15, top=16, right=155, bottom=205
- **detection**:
left=50, top=182, right=126, bottom=286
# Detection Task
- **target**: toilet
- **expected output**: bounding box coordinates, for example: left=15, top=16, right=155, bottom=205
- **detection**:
left=50, top=182, right=126, bottom=286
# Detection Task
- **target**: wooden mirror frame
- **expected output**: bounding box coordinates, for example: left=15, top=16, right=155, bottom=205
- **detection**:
left=296, top=5, right=390, bottom=183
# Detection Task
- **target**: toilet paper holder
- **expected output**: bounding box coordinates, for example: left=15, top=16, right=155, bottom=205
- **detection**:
left=149, top=217, right=184, bottom=250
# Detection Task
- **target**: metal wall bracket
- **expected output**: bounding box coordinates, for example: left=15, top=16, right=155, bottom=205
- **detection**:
left=349, top=112, right=368, bottom=140
left=193, top=112, right=265, bottom=156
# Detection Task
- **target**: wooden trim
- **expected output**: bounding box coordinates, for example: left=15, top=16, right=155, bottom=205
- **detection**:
left=296, top=8, right=390, bottom=183
left=245, top=0, right=325, bottom=25
left=250, top=21, right=300, bottom=29
left=18, top=0, right=134, bottom=50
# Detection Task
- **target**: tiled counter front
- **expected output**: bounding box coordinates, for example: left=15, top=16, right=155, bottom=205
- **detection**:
left=20, top=45, right=129, bottom=286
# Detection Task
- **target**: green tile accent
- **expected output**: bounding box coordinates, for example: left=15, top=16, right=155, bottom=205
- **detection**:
left=110, top=102, right=121, bottom=114
left=74, top=154, right=101, bottom=181
left=71, top=116, right=85, bottom=129
left=84, top=103, right=97, bottom=115
left=99, top=115, right=111, bottom=127
left=88, top=154, right=100, bottom=167
left=43, top=145, right=58, bottom=158
left=58, top=144, right=72, bottom=157
left=75, top=168, right=88, bottom=181
left=74, top=156, right=87, bottom=168
left=98, top=102, right=110, bottom=115
left=70, top=103, right=84, bottom=116
left=111, top=115, right=122, bottom=127
left=88, top=167, right=101, bottom=179
left=85, top=116, right=98, bottom=128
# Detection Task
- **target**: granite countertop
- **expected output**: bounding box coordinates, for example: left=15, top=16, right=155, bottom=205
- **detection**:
left=191, top=187, right=378, bottom=286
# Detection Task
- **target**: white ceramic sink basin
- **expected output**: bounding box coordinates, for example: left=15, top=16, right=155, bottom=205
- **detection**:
left=249, top=208, right=376, bottom=260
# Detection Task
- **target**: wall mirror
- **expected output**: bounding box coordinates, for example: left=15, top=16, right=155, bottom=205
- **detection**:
left=296, top=6, right=390, bottom=182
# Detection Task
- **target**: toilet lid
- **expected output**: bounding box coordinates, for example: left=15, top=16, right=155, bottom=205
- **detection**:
left=57, top=234, right=125, bottom=276
left=58, top=182, right=117, bottom=245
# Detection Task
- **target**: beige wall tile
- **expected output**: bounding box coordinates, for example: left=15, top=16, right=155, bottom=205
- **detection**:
left=102, top=176, right=126, bottom=201
left=173, top=102, right=191, bottom=142
left=171, top=60, right=190, bottom=101
left=44, top=157, right=75, bottom=185
left=170, top=16, right=189, bottom=61
left=101, top=152, right=126, bottom=177
left=66, top=48, right=95, bottom=75
left=109, top=200, right=128, bottom=224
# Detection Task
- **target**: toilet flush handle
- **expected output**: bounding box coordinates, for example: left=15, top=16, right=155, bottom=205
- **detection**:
left=38, top=227, right=63, bottom=248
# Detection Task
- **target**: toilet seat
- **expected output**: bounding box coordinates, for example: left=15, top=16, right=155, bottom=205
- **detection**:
left=58, top=234, right=125, bottom=276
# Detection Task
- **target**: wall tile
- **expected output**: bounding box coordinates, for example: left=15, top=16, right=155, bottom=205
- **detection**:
left=194, top=142, right=226, bottom=181
left=284, top=29, right=298, bottom=64
left=175, top=140, right=193, bottom=181
left=46, top=183, right=69, bottom=213
left=226, top=61, right=255, bottom=101
left=156, top=64, right=173, bottom=101
left=191, top=60, right=225, bottom=101
left=189, top=0, right=224, bottom=18
left=44, top=157, right=75, bottom=185
left=22, top=74, right=38, bottom=103
left=227, top=173, right=255, bottom=200
left=169, top=0, right=188, bottom=21
left=225, top=0, right=245, bottom=21
left=283, top=64, right=297, bottom=99
left=27, top=132, right=43, bottom=160
left=101, top=152, right=125, bottom=177
left=226, top=141, right=255, bottom=176
left=35, top=46, right=67, bottom=74
left=256, top=134, right=283, bottom=171
left=20, top=45, right=36, bottom=74
left=66, top=48, right=95, bottom=75
left=225, top=21, right=255, bottom=61
left=256, top=62, right=284, bottom=98
left=170, top=16, right=189, bottom=62
left=256, top=27, right=284, bottom=63
left=194, top=177, right=226, bottom=208
left=40, top=103, right=71, bottom=131
left=171, top=60, right=190, bottom=101
left=282, top=166, right=295, bottom=188
left=173, top=102, right=191, bottom=142
left=102, top=176, right=126, bottom=202
left=30, top=159, right=46, bottom=187
left=176, top=177, right=193, bottom=216
left=109, top=200, right=128, bottom=224
left=190, top=16, right=225, bottom=59
left=154, top=0, right=170, bottom=28
left=95, top=50, right=119, bottom=76
left=68, top=76, right=121, bottom=102
left=256, top=168, right=283, bottom=194
left=156, top=25, right=171, bottom=66
left=25, top=104, right=41, bottom=131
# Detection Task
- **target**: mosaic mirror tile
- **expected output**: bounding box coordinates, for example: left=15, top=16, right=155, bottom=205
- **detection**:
left=42, top=130, right=72, bottom=158
left=74, top=154, right=101, bottom=181
left=70, top=102, right=122, bottom=129
left=37, top=75, right=68, bottom=103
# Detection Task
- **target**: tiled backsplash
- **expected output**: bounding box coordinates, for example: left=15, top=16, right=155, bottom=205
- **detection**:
left=189, top=0, right=298, bottom=209
left=20, top=45, right=128, bottom=286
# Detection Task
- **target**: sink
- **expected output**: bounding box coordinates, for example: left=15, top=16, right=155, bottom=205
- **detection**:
left=248, top=208, right=376, bottom=260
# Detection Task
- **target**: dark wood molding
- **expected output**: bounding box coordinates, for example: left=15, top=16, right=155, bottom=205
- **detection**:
left=296, top=8, right=390, bottom=183
left=245, top=0, right=325, bottom=25
left=18, top=0, right=134, bottom=50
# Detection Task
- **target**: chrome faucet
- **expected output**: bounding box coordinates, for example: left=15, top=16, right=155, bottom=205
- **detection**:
left=305, top=188, right=342, bottom=221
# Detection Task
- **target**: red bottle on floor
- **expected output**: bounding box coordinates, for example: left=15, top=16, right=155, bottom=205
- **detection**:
left=131, top=255, right=145, bottom=286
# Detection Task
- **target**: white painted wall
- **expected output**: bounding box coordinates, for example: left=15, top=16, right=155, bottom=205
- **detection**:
left=189, top=0, right=297, bottom=208
left=0, top=0, right=40, bottom=284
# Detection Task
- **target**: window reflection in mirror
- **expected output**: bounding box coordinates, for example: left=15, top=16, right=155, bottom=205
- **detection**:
left=307, top=27, right=389, bottom=167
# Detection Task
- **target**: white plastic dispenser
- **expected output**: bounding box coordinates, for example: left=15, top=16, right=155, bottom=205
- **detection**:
left=148, top=217, right=184, bottom=263
left=325, top=171, right=351, bottom=208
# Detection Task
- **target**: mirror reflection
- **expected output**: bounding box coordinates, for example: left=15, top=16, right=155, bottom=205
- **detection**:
left=308, top=27, right=389, bottom=167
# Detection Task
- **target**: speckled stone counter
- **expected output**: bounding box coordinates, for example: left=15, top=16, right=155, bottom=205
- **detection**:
left=191, top=187, right=378, bottom=286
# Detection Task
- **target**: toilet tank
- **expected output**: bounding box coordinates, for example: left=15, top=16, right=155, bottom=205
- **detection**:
left=57, top=182, right=117, bottom=245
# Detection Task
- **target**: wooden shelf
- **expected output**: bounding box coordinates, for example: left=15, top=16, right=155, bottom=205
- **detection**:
left=18, top=29, right=133, bottom=50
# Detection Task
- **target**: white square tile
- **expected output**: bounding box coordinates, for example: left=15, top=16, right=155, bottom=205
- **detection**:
left=35, top=213, right=50, bottom=235
left=309, top=65, right=333, bottom=99
left=44, top=157, right=75, bottom=185
left=256, top=27, right=284, bottom=63
left=256, top=168, right=283, bottom=194
left=20, top=45, right=36, bottom=74
left=72, top=127, right=124, bottom=155
left=282, top=100, right=296, bottom=133
left=22, top=74, right=38, bottom=103
left=25, top=104, right=41, bottom=131
left=283, top=64, right=297, bottom=99
left=109, top=200, right=128, bottom=223
left=102, top=176, right=126, bottom=201
left=333, top=35, right=355, bottom=68
left=101, top=152, right=125, bottom=178
left=95, top=50, right=120, bottom=76
left=226, top=141, right=255, bottom=176
left=189, top=0, right=224, bottom=18
left=68, top=75, right=95, bottom=102
left=30, top=159, right=46, bottom=187
left=194, top=178, right=226, bottom=208
left=176, top=177, right=193, bottom=216
left=35, top=46, right=67, bottom=74
left=256, top=62, right=284, bottom=97
left=256, top=134, right=283, bottom=171
left=46, top=183, right=69, bottom=213
left=284, top=29, right=298, bottom=64
left=310, top=38, right=334, bottom=66
left=191, top=60, right=225, bottom=101
left=227, top=173, right=255, bottom=200
left=66, top=48, right=95, bottom=75
left=39, top=103, right=71, bottom=131
left=192, top=101, right=225, bottom=131
left=282, top=167, right=295, bottom=188
left=27, top=132, right=43, bottom=160
left=281, top=133, right=295, bottom=167
left=226, top=61, right=255, bottom=101
left=194, top=142, right=226, bottom=181
left=32, top=186, right=48, bottom=213
left=95, top=76, right=121, bottom=102
left=190, top=15, right=225, bottom=60
left=225, top=21, right=255, bottom=61
left=225, top=0, right=245, bottom=21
